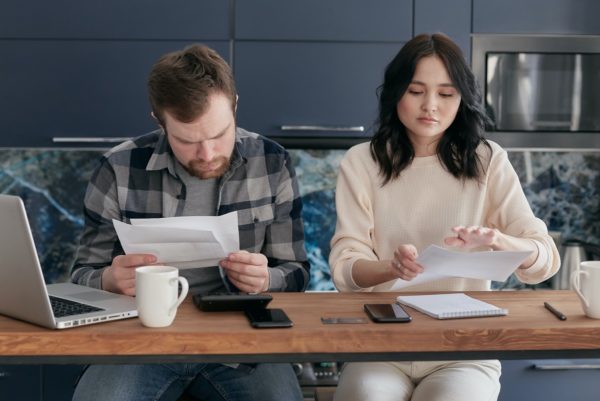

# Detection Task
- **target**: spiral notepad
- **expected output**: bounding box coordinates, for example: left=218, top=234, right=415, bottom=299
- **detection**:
left=396, top=293, right=508, bottom=320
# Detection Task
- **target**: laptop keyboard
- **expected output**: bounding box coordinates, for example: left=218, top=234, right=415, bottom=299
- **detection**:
left=50, top=296, right=105, bottom=318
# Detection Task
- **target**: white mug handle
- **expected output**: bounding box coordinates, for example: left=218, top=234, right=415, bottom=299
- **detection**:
left=571, top=270, right=590, bottom=308
left=169, top=277, right=189, bottom=316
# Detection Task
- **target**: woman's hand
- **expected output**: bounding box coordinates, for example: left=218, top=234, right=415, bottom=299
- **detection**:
left=390, top=244, right=424, bottom=281
left=444, top=225, right=498, bottom=249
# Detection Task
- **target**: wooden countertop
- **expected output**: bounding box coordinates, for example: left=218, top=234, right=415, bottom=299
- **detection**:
left=1, top=290, right=599, bottom=364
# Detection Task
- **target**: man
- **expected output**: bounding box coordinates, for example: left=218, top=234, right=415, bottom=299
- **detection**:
left=71, top=44, right=309, bottom=401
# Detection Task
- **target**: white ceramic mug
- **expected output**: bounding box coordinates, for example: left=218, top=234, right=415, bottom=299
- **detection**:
left=571, top=261, right=600, bottom=319
left=135, top=265, right=189, bottom=327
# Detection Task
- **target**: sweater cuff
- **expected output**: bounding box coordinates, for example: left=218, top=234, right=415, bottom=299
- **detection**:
left=519, top=240, right=548, bottom=277
left=341, top=258, right=363, bottom=291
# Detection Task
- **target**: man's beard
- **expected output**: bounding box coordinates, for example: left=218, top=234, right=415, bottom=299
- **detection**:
left=187, top=156, right=230, bottom=179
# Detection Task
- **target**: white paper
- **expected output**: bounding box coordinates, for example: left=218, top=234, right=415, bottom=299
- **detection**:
left=113, top=211, right=239, bottom=269
left=390, top=245, right=532, bottom=290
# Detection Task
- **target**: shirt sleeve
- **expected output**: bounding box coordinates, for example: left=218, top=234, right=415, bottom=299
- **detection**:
left=70, top=158, right=123, bottom=289
left=483, top=146, right=560, bottom=284
left=263, top=150, right=310, bottom=292
left=329, top=147, right=379, bottom=292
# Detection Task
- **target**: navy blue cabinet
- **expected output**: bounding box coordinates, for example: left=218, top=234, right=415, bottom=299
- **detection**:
left=0, top=0, right=231, bottom=147
left=234, top=0, right=410, bottom=147
left=1, top=40, right=229, bottom=147
left=42, top=365, right=85, bottom=401
left=473, top=0, right=600, bottom=34
left=414, top=0, right=472, bottom=59
left=0, top=0, right=229, bottom=39
left=235, top=0, right=412, bottom=41
left=234, top=41, right=400, bottom=145
left=499, top=359, right=600, bottom=401
left=0, top=365, right=42, bottom=400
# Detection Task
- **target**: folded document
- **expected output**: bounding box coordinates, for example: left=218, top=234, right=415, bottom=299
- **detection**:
left=390, top=245, right=532, bottom=290
left=113, top=212, right=239, bottom=269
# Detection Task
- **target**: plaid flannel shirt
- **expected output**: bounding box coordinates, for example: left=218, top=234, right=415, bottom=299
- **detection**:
left=71, top=127, right=309, bottom=292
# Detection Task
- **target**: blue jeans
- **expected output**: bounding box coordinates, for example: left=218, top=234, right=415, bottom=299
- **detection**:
left=72, top=363, right=303, bottom=401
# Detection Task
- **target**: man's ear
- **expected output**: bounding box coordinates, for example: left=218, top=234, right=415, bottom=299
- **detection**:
left=151, top=112, right=165, bottom=130
left=234, top=94, right=239, bottom=113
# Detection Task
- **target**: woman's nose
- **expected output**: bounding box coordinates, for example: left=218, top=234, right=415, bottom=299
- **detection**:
left=421, top=94, right=438, bottom=112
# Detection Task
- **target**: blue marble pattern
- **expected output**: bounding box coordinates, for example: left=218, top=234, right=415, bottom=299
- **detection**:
left=1, top=147, right=598, bottom=291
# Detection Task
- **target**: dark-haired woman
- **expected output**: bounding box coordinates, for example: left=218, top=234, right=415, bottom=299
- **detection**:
left=329, top=33, right=559, bottom=401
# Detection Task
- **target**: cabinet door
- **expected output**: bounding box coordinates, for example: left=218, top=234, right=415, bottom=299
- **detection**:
left=43, top=364, right=86, bottom=401
left=234, top=42, right=401, bottom=146
left=0, top=0, right=229, bottom=39
left=473, top=0, right=600, bottom=34
left=499, top=359, right=600, bottom=401
left=0, top=40, right=229, bottom=147
left=235, top=0, right=412, bottom=41
left=414, top=0, right=472, bottom=60
left=0, top=365, right=42, bottom=400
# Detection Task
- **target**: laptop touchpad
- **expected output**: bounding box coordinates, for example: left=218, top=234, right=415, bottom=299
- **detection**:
left=69, top=291, right=118, bottom=302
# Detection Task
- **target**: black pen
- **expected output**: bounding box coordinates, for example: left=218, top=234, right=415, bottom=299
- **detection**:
left=544, top=302, right=567, bottom=321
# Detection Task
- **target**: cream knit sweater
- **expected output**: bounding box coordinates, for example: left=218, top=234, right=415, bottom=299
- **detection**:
left=329, top=141, right=560, bottom=292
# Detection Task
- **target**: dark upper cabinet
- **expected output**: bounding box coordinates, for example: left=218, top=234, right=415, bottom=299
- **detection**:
left=473, top=0, right=600, bottom=34
left=414, top=0, right=472, bottom=60
left=235, top=0, right=412, bottom=42
left=1, top=40, right=229, bottom=147
left=0, top=0, right=230, bottom=39
left=234, top=0, right=411, bottom=148
left=234, top=42, right=401, bottom=147
left=1, top=1, right=231, bottom=147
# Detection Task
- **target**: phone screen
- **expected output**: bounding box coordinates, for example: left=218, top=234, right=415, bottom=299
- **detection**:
left=244, top=308, right=293, bottom=328
left=364, top=303, right=412, bottom=323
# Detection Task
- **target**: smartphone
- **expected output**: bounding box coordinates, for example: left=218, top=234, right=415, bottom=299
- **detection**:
left=244, top=308, right=293, bottom=328
left=364, top=303, right=412, bottom=323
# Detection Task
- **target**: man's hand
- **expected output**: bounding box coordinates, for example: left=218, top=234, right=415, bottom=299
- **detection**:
left=102, top=254, right=157, bottom=296
left=220, top=250, right=270, bottom=293
left=444, top=226, right=498, bottom=249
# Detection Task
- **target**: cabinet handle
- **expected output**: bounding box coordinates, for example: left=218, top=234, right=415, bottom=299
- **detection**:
left=280, top=125, right=365, bottom=132
left=52, top=137, right=132, bottom=143
left=533, top=363, right=600, bottom=370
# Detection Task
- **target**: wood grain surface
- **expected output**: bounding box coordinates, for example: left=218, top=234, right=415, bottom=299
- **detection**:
left=1, top=291, right=599, bottom=363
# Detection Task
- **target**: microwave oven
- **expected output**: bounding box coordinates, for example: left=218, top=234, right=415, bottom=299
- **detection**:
left=471, top=34, right=600, bottom=149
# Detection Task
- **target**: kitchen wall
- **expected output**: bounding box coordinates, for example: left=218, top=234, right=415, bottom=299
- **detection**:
left=1, top=0, right=599, bottom=290
left=1, top=146, right=598, bottom=290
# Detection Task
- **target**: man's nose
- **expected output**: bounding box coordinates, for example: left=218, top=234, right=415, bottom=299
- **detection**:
left=196, top=142, right=214, bottom=161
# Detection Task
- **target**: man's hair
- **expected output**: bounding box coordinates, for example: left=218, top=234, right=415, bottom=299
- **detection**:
left=370, top=33, right=491, bottom=185
left=148, top=44, right=236, bottom=124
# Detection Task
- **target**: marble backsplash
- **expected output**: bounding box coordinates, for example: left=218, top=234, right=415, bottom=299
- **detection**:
left=1, top=146, right=598, bottom=291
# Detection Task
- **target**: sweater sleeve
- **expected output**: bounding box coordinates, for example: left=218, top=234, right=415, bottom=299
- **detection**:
left=483, top=146, right=560, bottom=284
left=329, top=146, right=380, bottom=292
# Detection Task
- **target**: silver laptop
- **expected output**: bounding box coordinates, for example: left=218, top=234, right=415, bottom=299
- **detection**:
left=0, top=194, right=137, bottom=329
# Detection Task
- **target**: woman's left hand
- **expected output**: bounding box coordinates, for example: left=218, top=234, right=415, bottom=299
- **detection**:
left=444, top=226, right=498, bottom=249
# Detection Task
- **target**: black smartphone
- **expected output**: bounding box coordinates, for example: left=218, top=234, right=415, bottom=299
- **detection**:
left=244, top=308, right=293, bottom=328
left=193, top=293, right=272, bottom=312
left=364, top=303, right=412, bottom=323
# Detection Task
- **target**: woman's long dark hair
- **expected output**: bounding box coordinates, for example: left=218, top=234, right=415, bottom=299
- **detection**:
left=370, top=33, right=491, bottom=185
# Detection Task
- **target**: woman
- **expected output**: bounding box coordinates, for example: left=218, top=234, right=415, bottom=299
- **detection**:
left=329, top=33, right=559, bottom=401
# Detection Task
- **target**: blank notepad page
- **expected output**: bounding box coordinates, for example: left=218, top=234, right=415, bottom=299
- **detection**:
left=396, top=293, right=508, bottom=319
